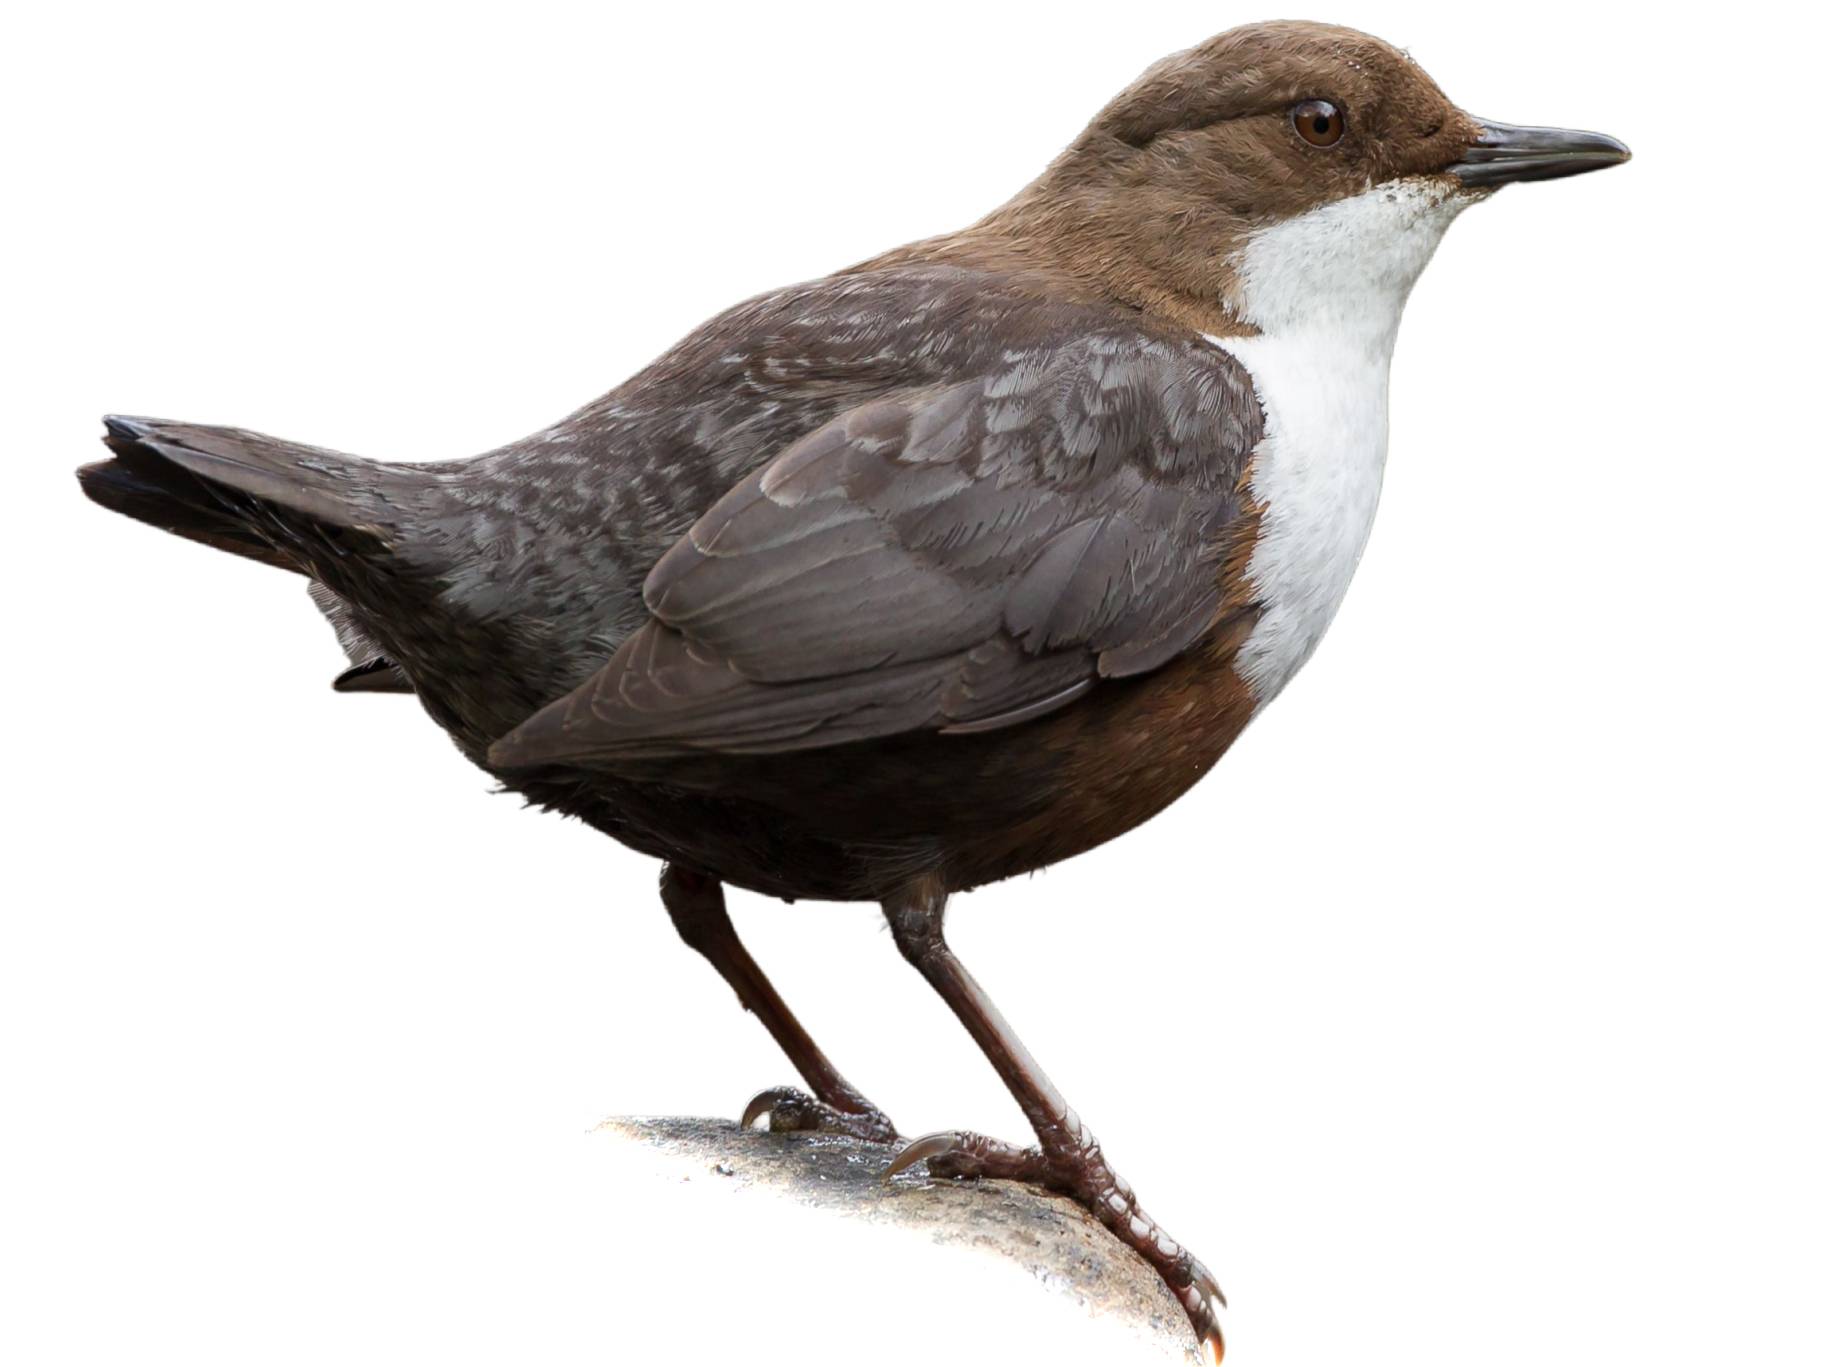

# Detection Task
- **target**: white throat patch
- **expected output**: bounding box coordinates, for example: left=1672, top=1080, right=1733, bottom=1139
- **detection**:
left=1207, top=178, right=1475, bottom=705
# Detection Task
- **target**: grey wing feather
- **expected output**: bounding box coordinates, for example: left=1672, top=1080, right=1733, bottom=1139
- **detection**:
left=489, top=330, right=1261, bottom=767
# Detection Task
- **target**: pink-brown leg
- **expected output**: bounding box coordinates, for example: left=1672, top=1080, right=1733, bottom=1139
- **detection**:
left=880, top=875, right=1224, bottom=1359
left=661, top=865, right=897, bottom=1144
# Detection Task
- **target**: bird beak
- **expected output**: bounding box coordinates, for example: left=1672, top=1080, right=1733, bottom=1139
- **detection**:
left=1448, top=118, right=1631, bottom=187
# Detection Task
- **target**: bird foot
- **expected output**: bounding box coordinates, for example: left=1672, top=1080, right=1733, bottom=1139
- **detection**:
left=884, top=1128, right=1224, bottom=1360
left=738, top=1085, right=900, bottom=1144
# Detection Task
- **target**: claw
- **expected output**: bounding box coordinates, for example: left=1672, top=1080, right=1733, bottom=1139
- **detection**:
left=881, top=1130, right=960, bottom=1182
left=1205, top=1273, right=1227, bottom=1310
left=739, top=1086, right=801, bottom=1130
left=738, top=1086, right=901, bottom=1142
left=1180, top=1276, right=1225, bottom=1363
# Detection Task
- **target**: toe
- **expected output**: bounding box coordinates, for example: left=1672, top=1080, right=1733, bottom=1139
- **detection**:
left=1177, top=1274, right=1225, bottom=1362
left=883, top=1130, right=1048, bottom=1182
left=738, top=1086, right=899, bottom=1142
left=738, top=1085, right=815, bottom=1131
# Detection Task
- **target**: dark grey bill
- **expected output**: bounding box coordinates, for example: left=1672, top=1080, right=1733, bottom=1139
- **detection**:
left=1450, top=119, right=1631, bottom=186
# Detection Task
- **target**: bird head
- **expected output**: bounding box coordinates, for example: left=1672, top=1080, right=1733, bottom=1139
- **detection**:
left=1000, top=21, right=1629, bottom=333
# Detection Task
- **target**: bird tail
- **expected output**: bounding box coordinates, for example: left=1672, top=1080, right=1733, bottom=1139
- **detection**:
left=78, top=415, right=412, bottom=575
left=78, top=415, right=452, bottom=694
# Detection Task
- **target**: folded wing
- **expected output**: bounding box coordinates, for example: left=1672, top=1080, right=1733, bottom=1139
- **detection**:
left=489, top=330, right=1262, bottom=767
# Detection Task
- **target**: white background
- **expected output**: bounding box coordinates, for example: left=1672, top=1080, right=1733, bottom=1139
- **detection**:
left=4, top=2, right=1818, bottom=1364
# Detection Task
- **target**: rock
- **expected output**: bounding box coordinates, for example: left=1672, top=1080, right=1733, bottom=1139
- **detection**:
left=594, top=1116, right=1204, bottom=1363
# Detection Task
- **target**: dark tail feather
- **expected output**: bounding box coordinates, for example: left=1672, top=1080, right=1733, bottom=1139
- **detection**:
left=78, top=431, right=299, bottom=571
left=80, top=416, right=436, bottom=696
left=79, top=415, right=403, bottom=573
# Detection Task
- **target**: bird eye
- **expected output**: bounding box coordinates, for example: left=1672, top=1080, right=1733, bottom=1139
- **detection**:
left=1292, top=99, right=1345, bottom=147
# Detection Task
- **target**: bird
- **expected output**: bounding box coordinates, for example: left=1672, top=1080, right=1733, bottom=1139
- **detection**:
left=77, top=20, right=1628, bottom=1357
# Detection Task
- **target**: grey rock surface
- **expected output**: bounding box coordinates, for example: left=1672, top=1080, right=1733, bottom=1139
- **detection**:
left=596, top=1116, right=1203, bottom=1362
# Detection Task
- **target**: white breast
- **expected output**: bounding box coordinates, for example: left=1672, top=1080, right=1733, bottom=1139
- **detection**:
left=1207, top=178, right=1476, bottom=705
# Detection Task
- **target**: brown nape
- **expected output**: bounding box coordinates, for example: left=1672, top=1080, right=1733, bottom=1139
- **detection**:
left=862, top=20, right=1484, bottom=336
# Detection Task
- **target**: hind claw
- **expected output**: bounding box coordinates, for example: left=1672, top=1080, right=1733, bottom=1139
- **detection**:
left=739, top=1087, right=795, bottom=1131
left=737, top=1086, right=898, bottom=1143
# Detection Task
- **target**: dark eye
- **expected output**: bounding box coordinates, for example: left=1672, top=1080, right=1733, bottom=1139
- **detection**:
left=1292, top=99, right=1345, bottom=148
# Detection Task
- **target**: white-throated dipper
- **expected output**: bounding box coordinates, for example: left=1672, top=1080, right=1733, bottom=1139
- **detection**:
left=78, top=21, right=1629, bottom=1356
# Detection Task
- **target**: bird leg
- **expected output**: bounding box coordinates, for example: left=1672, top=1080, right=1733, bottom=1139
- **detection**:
left=659, top=865, right=898, bottom=1143
left=879, top=875, right=1224, bottom=1359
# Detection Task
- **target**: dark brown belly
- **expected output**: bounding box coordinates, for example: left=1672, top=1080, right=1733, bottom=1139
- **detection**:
left=508, top=636, right=1259, bottom=902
